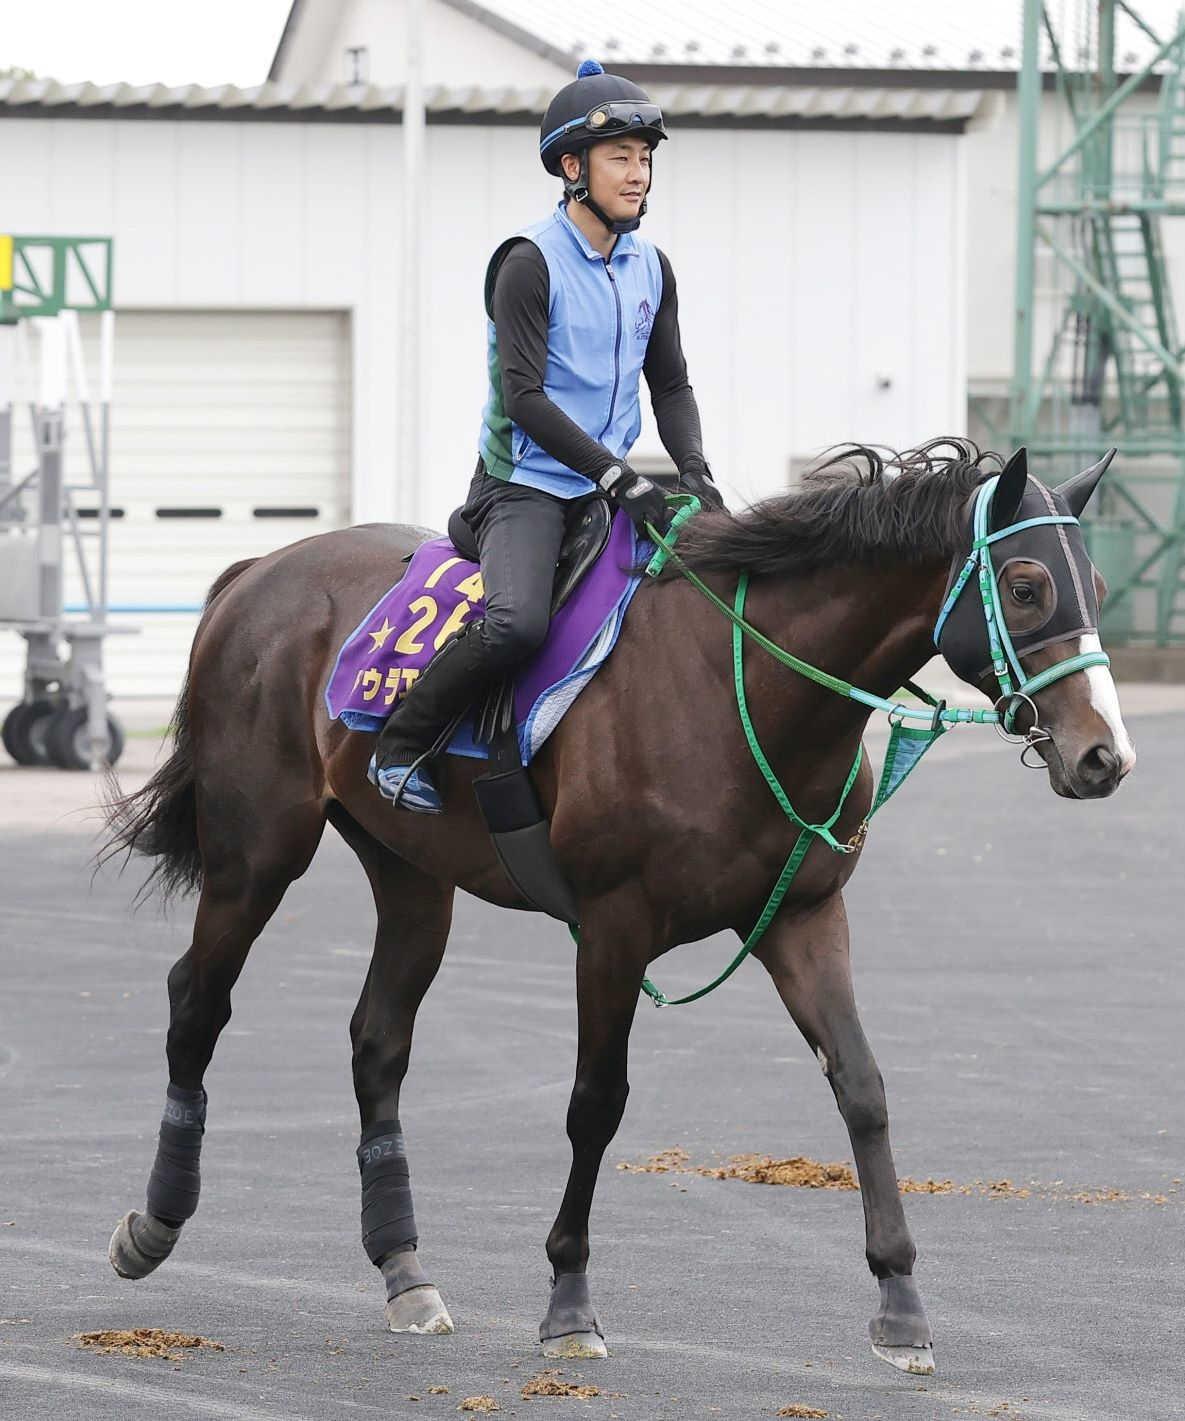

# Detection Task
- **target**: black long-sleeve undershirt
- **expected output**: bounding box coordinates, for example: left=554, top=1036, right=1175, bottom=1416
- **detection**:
left=487, top=240, right=706, bottom=482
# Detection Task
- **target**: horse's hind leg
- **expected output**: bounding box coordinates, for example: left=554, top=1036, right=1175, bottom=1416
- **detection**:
left=331, top=806, right=455, bottom=1336
left=754, top=891, right=935, bottom=1377
left=109, top=792, right=326, bottom=1280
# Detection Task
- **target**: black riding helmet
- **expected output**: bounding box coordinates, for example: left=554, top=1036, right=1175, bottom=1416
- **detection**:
left=539, top=59, right=668, bottom=235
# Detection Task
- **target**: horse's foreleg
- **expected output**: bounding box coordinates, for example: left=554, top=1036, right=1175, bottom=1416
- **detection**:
left=109, top=797, right=326, bottom=1281
left=334, top=807, right=455, bottom=1336
left=754, top=891, right=934, bottom=1377
left=541, top=921, right=644, bottom=1360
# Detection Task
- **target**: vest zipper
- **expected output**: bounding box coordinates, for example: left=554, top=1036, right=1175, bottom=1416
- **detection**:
left=599, top=258, right=623, bottom=443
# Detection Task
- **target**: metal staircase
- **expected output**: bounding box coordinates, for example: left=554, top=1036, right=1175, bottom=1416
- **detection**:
left=1095, top=213, right=1179, bottom=431
left=1149, top=55, right=1185, bottom=639
left=1010, top=1, right=1185, bottom=646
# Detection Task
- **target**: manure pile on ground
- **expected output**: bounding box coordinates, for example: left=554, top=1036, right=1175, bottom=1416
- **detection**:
left=618, top=1146, right=856, bottom=1190
left=521, top=1369, right=601, bottom=1398
left=619, top=1148, right=1176, bottom=1203
left=75, top=1328, right=225, bottom=1361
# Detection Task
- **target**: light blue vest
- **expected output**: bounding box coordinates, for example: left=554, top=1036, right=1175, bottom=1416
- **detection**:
left=478, top=201, right=664, bottom=499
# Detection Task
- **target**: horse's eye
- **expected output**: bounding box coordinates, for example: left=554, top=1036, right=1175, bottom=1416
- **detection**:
left=1011, top=582, right=1035, bottom=605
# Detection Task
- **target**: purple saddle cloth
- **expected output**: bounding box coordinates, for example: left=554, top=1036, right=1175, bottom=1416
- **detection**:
left=325, top=509, right=644, bottom=763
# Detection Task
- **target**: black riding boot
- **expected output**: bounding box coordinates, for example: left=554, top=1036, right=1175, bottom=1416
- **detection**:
left=372, top=618, right=493, bottom=774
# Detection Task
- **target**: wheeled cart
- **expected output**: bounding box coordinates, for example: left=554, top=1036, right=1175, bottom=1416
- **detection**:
left=0, top=236, right=127, bottom=770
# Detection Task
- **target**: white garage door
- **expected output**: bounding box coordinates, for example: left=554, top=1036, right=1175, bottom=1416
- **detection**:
left=0, top=309, right=351, bottom=699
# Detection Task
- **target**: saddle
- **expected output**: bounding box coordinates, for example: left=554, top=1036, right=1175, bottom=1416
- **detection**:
left=442, top=494, right=614, bottom=923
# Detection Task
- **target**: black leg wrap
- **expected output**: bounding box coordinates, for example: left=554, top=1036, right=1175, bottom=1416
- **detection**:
left=869, top=1276, right=933, bottom=1348
left=358, top=1120, right=418, bottom=1267
left=540, top=1272, right=603, bottom=1342
left=145, top=1084, right=207, bottom=1226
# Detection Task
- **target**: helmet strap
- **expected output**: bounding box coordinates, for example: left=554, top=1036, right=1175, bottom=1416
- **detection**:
left=563, top=149, right=651, bottom=236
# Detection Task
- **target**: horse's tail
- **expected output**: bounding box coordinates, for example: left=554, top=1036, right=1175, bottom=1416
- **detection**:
left=98, top=557, right=259, bottom=905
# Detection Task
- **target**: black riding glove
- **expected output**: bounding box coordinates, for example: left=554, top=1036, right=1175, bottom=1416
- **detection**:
left=678, top=458, right=725, bottom=511
left=598, top=462, right=670, bottom=536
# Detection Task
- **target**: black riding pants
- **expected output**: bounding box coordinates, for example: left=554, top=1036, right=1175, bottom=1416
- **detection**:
left=378, top=471, right=573, bottom=761
left=455, top=469, right=570, bottom=671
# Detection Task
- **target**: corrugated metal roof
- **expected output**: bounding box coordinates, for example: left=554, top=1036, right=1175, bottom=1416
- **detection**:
left=445, top=0, right=1184, bottom=72
left=0, top=77, right=401, bottom=114
left=0, top=75, right=988, bottom=126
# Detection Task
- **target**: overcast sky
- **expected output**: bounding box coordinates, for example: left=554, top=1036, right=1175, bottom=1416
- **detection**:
left=3, top=0, right=294, bottom=87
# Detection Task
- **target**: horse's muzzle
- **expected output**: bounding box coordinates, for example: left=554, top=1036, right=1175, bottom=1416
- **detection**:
left=1044, top=737, right=1134, bottom=799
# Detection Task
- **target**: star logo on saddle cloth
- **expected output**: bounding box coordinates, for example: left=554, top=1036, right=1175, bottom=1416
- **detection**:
left=368, top=617, right=395, bottom=652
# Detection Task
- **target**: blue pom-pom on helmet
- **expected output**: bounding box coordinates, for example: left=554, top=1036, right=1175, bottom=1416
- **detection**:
left=538, top=59, right=668, bottom=234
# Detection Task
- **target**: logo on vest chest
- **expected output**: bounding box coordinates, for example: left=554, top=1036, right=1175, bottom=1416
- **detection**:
left=633, top=298, right=654, bottom=341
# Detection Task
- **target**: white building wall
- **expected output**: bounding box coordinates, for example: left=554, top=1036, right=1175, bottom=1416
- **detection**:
left=1, top=113, right=967, bottom=528
left=295, top=0, right=569, bottom=90
left=1, top=116, right=406, bottom=526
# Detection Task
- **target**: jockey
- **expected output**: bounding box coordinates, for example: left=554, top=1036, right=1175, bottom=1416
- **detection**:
left=369, top=59, right=723, bottom=812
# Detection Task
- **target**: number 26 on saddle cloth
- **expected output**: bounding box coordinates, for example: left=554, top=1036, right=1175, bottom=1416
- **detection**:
left=330, top=550, right=485, bottom=723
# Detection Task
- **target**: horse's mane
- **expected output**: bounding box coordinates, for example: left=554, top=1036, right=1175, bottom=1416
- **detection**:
left=673, top=437, right=1004, bottom=576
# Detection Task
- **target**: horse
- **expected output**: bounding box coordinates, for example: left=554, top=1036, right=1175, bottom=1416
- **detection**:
left=100, top=439, right=1134, bottom=1377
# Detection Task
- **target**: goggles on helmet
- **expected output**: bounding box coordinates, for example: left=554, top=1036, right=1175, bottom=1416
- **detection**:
left=540, top=101, right=666, bottom=153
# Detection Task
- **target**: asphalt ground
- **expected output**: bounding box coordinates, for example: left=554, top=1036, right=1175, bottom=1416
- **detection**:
left=1, top=691, right=1183, bottom=1421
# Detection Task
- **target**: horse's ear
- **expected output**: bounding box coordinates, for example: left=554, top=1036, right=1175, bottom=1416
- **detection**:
left=1055, top=447, right=1116, bottom=517
left=990, top=447, right=1028, bottom=531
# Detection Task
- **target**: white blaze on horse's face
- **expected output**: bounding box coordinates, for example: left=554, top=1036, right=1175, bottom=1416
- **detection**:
left=1078, top=633, right=1137, bottom=775
left=1028, top=632, right=1137, bottom=799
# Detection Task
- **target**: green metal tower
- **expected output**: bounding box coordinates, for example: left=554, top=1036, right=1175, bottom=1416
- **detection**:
left=1010, top=0, right=1185, bottom=644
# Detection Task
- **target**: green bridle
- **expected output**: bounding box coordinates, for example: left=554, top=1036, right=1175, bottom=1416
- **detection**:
left=932, top=474, right=1110, bottom=735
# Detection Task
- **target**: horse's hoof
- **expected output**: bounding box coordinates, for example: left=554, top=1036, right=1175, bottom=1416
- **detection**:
left=871, top=1342, right=935, bottom=1375
left=541, top=1332, right=609, bottom=1360
left=385, top=1285, right=455, bottom=1335
left=539, top=1272, right=604, bottom=1357
left=108, top=1210, right=181, bottom=1280
left=868, top=1275, right=932, bottom=1374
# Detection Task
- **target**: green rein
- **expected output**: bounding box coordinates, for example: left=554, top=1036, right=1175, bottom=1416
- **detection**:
left=634, top=569, right=938, bottom=1007
left=578, top=484, right=1105, bottom=1008
left=623, top=498, right=985, bottom=1006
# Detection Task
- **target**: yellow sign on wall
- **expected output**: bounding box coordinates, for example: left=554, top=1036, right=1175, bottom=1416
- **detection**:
left=0, top=236, right=13, bottom=292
